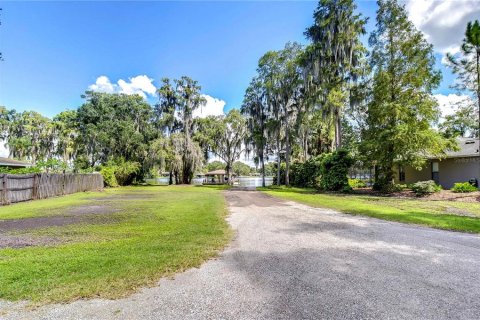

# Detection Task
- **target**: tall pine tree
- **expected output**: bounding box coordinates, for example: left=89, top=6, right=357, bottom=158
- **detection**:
left=362, top=0, right=452, bottom=191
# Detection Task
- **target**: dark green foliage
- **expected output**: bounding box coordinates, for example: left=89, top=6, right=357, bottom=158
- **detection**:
left=319, top=149, right=353, bottom=191
left=362, top=0, right=452, bottom=192
left=446, top=19, right=480, bottom=139
left=100, top=158, right=140, bottom=187
left=290, top=156, right=323, bottom=188
left=232, top=161, right=253, bottom=176
left=77, top=92, right=154, bottom=167
left=272, top=162, right=286, bottom=185
left=451, top=182, right=478, bottom=193
left=411, top=180, right=442, bottom=196
left=206, top=161, right=225, bottom=172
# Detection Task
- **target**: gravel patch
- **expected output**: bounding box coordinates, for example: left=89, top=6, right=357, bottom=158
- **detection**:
left=0, top=204, right=121, bottom=248
left=1, top=190, right=479, bottom=319
left=0, top=235, right=63, bottom=249
left=0, top=205, right=120, bottom=232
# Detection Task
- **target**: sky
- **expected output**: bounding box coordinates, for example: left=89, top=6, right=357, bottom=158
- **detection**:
left=0, top=0, right=479, bottom=120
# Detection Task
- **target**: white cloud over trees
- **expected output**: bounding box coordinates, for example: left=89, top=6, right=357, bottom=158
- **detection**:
left=406, top=0, right=480, bottom=54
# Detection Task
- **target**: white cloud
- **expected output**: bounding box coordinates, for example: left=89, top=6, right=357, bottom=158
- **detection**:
left=434, top=93, right=473, bottom=118
left=406, top=0, right=480, bottom=54
left=88, top=75, right=156, bottom=99
left=193, top=95, right=226, bottom=118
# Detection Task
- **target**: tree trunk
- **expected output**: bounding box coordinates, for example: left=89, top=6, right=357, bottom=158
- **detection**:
left=276, top=139, right=281, bottom=186
left=285, top=127, right=290, bottom=186
left=259, top=138, right=265, bottom=187
left=226, top=162, right=232, bottom=186
left=476, top=49, right=480, bottom=140
left=169, top=170, right=173, bottom=185
left=334, top=110, right=342, bottom=150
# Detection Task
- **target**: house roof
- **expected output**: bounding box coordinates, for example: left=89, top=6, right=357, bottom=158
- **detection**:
left=431, top=137, right=479, bottom=159
left=204, top=169, right=226, bottom=176
left=0, top=157, right=32, bottom=167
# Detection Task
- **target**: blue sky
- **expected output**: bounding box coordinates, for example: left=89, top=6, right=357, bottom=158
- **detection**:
left=0, top=0, right=478, bottom=118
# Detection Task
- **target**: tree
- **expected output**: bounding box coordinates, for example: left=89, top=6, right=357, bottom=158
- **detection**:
left=256, top=43, right=305, bottom=186
left=303, top=0, right=367, bottom=149
left=154, top=78, right=180, bottom=134
left=76, top=92, right=153, bottom=169
left=232, top=161, right=253, bottom=176
left=6, top=110, right=53, bottom=163
left=53, top=110, right=78, bottom=164
left=362, top=0, right=452, bottom=191
left=156, top=76, right=206, bottom=184
left=241, top=77, right=269, bottom=186
left=201, top=110, right=247, bottom=185
left=439, top=99, right=477, bottom=138
left=446, top=20, right=480, bottom=139
left=0, top=106, right=11, bottom=143
left=206, top=160, right=226, bottom=172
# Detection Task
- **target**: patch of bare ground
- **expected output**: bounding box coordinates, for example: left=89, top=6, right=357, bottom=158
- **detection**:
left=0, top=204, right=121, bottom=248
left=88, top=194, right=154, bottom=201
left=424, top=190, right=480, bottom=202
left=353, top=188, right=480, bottom=202
left=0, top=235, right=63, bottom=249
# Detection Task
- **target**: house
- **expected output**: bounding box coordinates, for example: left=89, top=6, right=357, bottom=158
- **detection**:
left=0, top=157, right=32, bottom=169
left=394, top=137, right=479, bottom=189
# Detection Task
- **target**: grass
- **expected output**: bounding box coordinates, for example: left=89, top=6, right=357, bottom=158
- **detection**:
left=259, top=186, right=480, bottom=233
left=0, top=186, right=231, bottom=303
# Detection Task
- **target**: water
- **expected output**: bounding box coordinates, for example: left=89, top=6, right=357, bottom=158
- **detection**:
left=192, top=178, right=204, bottom=185
left=145, top=177, right=170, bottom=185
left=238, top=176, right=273, bottom=188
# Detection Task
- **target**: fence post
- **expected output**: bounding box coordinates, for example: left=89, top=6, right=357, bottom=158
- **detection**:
left=32, top=174, right=38, bottom=200
left=62, top=173, right=66, bottom=195
left=2, top=174, right=9, bottom=205
left=0, top=174, right=4, bottom=205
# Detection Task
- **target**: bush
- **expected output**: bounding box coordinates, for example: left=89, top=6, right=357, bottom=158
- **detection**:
left=291, top=156, right=323, bottom=188
left=393, top=184, right=408, bottom=192
left=411, top=180, right=442, bottom=196
left=451, top=182, right=478, bottom=193
left=100, top=166, right=118, bottom=187
left=348, top=178, right=367, bottom=189
left=113, top=159, right=140, bottom=186
left=319, top=150, right=354, bottom=192
left=100, top=158, right=140, bottom=187
left=0, top=166, right=41, bottom=174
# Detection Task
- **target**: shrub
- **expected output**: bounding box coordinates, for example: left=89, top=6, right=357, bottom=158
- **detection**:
left=319, top=150, right=354, bottom=192
left=348, top=178, right=367, bottom=189
left=100, top=166, right=118, bottom=187
left=393, top=184, right=408, bottom=192
left=411, top=180, right=442, bottom=196
left=113, top=159, right=140, bottom=186
left=100, top=158, right=140, bottom=187
left=291, top=156, right=323, bottom=188
left=0, top=166, right=41, bottom=174
left=451, top=182, right=478, bottom=193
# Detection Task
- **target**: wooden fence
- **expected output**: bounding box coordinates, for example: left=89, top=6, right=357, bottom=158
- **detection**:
left=0, top=173, right=103, bottom=205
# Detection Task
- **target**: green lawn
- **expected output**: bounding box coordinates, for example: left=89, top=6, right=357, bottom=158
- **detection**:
left=259, top=186, right=480, bottom=233
left=0, top=186, right=231, bottom=303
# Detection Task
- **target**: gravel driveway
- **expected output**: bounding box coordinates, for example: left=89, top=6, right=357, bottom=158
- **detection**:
left=1, top=190, right=480, bottom=319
